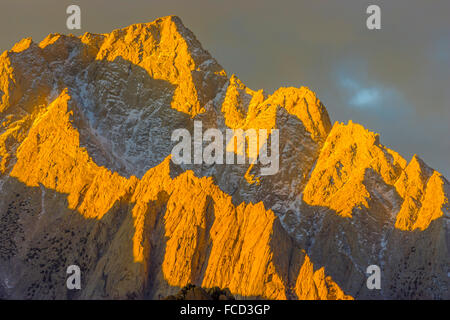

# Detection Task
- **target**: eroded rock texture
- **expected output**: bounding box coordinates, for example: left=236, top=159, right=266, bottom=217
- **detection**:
left=0, top=16, right=448, bottom=300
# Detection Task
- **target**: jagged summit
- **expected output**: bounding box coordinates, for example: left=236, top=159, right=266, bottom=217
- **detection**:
left=0, top=16, right=448, bottom=300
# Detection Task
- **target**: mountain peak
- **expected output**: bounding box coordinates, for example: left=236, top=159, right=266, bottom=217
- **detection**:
left=0, top=16, right=448, bottom=300
left=94, top=15, right=227, bottom=116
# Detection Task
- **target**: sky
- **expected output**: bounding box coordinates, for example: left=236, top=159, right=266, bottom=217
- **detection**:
left=0, top=0, right=449, bottom=178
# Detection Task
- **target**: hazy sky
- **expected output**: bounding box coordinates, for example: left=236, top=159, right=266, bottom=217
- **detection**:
left=1, top=0, right=449, bottom=178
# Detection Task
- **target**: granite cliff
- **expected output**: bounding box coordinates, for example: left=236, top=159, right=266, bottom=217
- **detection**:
left=0, top=16, right=448, bottom=300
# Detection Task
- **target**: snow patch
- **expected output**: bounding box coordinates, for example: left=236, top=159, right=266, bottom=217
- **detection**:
left=4, top=277, right=13, bottom=289
left=39, top=184, right=46, bottom=219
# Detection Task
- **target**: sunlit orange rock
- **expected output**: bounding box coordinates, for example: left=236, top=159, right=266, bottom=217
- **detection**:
left=0, top=15, right=447, bottom=301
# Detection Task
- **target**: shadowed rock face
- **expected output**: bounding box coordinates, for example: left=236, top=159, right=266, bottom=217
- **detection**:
left=0, top=15, right=448, bottom=300
left=163, top=284, right=236, bottom=300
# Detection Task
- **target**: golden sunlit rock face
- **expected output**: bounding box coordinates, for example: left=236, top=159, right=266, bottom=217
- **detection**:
left=0, top=16, right=448, bottom=300
left=303, top=121, right=448, bottom=230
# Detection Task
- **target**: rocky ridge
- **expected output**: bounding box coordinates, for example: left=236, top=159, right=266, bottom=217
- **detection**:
left=0, top=16, right=448, bottom=299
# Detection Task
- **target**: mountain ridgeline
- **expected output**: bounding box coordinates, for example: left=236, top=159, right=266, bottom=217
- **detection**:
left=0, top=16, right=448, bottom=300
